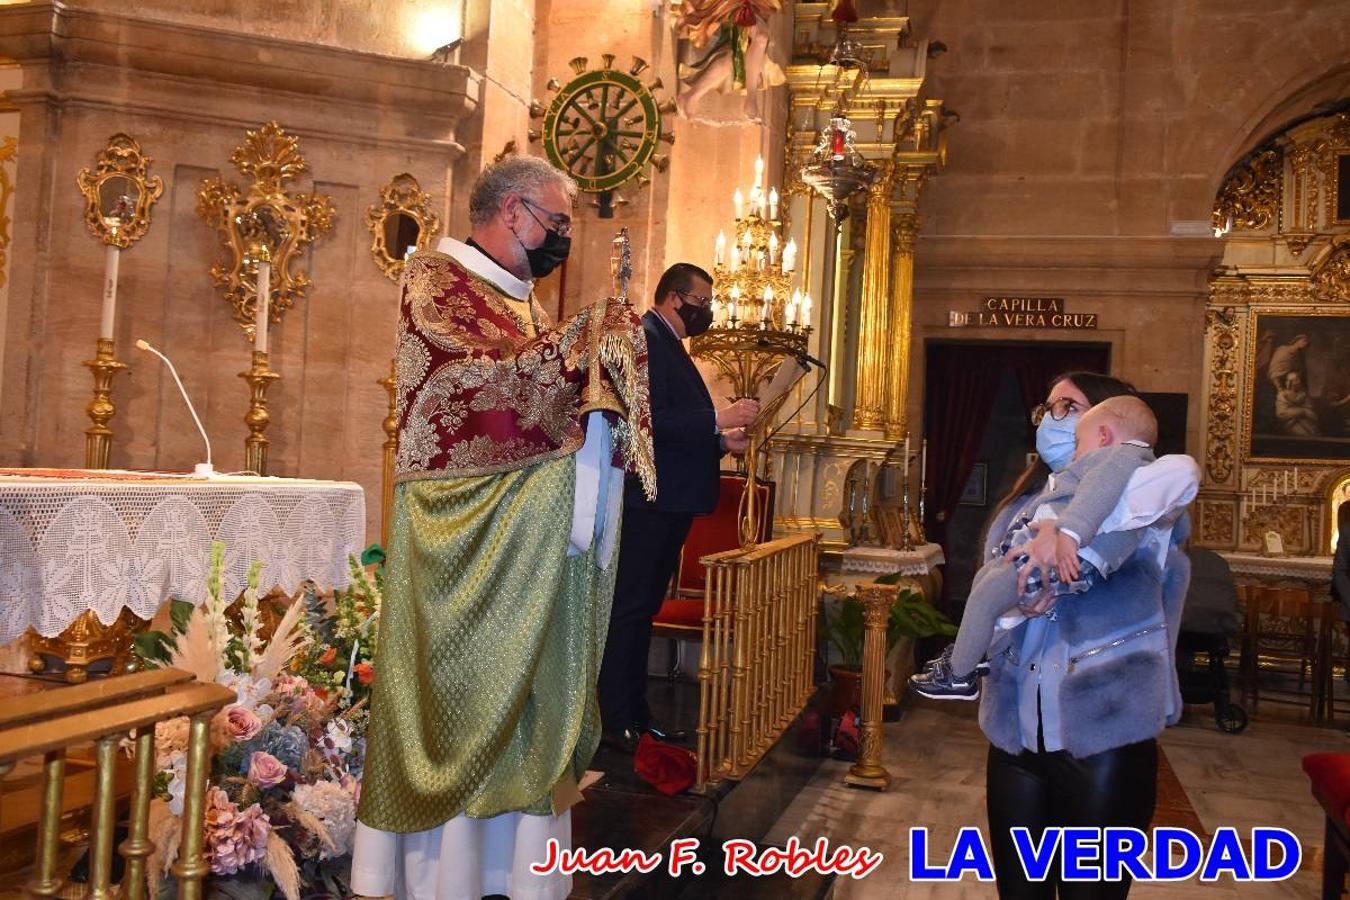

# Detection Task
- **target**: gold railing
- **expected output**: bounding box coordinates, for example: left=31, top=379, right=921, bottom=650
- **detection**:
left=0, top=669, right=235, bottom=900
left=695, top=532, right=819, bottom=786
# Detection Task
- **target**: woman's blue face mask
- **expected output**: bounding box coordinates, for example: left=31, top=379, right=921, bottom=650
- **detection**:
left=1035, top=413, right=1079, bottom=472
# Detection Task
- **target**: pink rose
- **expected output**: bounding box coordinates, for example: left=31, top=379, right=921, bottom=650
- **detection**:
left=223, top=705, right=262, bottom=742
left=246, top=751, right=287, bottom=789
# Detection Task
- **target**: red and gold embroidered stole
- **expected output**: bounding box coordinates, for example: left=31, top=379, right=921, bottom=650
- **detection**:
left=394, top=250, right=655, bottom=497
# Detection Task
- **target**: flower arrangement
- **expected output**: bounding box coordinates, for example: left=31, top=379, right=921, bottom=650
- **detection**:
left=134, top=542, right=383, bottom=899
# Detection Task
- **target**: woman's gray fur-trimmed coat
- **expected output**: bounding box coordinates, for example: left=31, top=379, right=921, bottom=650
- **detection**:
left=976, top=500, right=1189, bottom=759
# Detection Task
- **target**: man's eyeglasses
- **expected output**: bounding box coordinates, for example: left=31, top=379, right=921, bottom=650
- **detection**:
left=675, top=289, right=712, bottom=308
left=1030, top=397, right=1082, bottom=426
left=519, top=197, right=573, bottom=237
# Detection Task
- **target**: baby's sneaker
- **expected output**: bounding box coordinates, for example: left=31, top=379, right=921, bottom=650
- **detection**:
left=909, top=657, right=980, bottom=701
left=921, top=645, right=990, bottom=678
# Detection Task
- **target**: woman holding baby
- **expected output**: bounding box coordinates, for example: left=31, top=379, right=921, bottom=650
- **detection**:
left=976, top=371, right=1196, bottom=899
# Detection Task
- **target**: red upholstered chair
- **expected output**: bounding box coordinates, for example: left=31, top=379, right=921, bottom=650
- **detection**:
left=1303, top=752, right=1350, bottom=899
left=651, top=475, right=773, bottom=676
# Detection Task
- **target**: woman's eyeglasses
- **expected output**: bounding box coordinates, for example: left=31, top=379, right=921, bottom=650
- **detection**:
left=1030, top=397, right=1081, bottom=426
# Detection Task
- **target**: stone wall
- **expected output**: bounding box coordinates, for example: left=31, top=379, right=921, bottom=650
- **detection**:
left=0, top=3, right=477, bottom=541
left=906, top=0, right=1350, bottom=457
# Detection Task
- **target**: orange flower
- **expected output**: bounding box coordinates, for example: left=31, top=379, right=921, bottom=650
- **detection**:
left=354, top=662, right=375, bottom=685
left=318, top=647, right=337, bottom=667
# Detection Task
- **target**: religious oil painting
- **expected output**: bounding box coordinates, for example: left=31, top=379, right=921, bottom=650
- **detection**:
left=1246, top=311, right=1350, bottom=462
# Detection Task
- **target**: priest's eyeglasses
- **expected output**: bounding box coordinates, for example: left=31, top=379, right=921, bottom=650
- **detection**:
left=1030, top=397, right=1082, bottom=426
left=675, top=289, right=712, bottom=307
left=519, top=197, right=573, bottom=237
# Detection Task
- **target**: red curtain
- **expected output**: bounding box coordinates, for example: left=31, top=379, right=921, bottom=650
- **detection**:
left=924, top=345, right=1110, bottom=546
left=1011, top=350, right=1110, bottom=423
left=923, top=351, right=1002, bottom=546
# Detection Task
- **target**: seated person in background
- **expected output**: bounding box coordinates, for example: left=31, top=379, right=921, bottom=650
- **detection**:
left=1275, top=371, right=1320, bottom=436
left=912, top=396, right=1199, bottom=700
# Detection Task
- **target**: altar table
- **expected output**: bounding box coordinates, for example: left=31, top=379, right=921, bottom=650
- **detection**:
left=0, top=468, right=366, bottom=644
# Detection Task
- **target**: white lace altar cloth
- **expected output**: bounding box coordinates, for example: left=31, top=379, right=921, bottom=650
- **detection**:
left=0, top=469, right=366, bottom=643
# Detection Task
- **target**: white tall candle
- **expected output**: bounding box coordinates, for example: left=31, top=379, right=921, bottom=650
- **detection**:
left=100, top=244, right=120, bottom=340
left=715, top=231, right=726, bottom=267
left=255, top=260, right=271, bottom=354
left=730, top=245, right=740, bottom=271
left=905, top=432, right=911, bottom=472
left=802, top=292, right=812, bottom=325
left=754, top=155, right=764, bottom=188
left=768, top=232, right=778, bottom=265
left=921, top=438, right=928, bottom=496
left=769, top=188, right=779, bottom=220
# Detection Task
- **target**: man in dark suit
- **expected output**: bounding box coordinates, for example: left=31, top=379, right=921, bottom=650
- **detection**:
left=599, top=263, right=759, bottom=751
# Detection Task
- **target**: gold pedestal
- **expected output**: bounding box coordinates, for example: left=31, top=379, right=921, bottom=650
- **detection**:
left=844, top=582, right=896, bottom=791
left=82, top=338, right=127, bottom=470
left=27, top=607, right=148, bottom=684
left=240, top=350, right=279, bottom=476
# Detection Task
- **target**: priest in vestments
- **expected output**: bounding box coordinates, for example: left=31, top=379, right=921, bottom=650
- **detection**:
left=351, top=156, right=655, bottom=900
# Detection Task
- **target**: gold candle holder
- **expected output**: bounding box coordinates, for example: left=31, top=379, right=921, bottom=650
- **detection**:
left=379, top=356, right=398, bottom=545
left=82, top=338, right=127, bottom=470
left=239, top=350, right=279, bottom=476
left=844, top=582, right=896, bottom=791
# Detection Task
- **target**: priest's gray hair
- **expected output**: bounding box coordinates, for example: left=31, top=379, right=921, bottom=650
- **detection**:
left=469, top=156, right=577, bottom=227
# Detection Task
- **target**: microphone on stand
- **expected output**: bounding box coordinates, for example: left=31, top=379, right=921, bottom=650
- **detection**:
left=135, top=339, right=214, bottom=477
left=754, top=334, right=828, bottom=370
left=795, top=350, right=828, bottom=370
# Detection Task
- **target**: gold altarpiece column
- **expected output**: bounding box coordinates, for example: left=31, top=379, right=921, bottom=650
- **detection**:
left=770, top=7, right=949, bottom=549
left=852, top=169, right=893, bottom=431
left=884, top=209, right=920, bottom=439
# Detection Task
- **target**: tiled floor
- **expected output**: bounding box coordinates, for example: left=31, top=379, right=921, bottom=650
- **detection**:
left=763, top=700, right=1348, bottom=898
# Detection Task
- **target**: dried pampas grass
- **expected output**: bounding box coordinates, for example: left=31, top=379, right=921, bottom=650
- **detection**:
left=169, top=605, right=224, bottom=685
left=284, top=801, right=337, bottom=855
left=146, top=798, right=182, bottom=894
left=264, top=830, right=302, bottom=900
left=252, top=596, right=307, bottom=684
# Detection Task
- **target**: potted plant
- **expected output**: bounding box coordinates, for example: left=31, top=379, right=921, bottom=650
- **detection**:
left=821, top=579, right=956, bottom=714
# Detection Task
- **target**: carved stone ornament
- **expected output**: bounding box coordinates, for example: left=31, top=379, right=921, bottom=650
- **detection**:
left=1203, top=301, right=1242, bottom=485
left=1212, top=147, right=1281, bottom=233
left=0, top=136, right=13, bottom=288
left=197, top=122, right=336, bottom=338
left=365, top=173, right=441, bottom=283
left=1197, top=498, right=1234, bottom=546
left=1311, top=235, right=1350, bottom=302
left=76, top=133, right=164, bottom=249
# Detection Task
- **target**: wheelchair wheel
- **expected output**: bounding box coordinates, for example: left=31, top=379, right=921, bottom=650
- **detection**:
left=1215, top=702, right=1248, bottom=734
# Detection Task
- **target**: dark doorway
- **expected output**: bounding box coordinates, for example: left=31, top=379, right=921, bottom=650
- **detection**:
left=922, top=340, right=1111, bottom=615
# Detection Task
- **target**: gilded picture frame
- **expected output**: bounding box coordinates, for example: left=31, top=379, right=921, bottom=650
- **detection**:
left=197, top=122, right=336, bottom=339
left=76, top=133, right=164, bottom=249
left=365, top=173, right=441, bottom=283
left=1244, top=307, right=1350, bottom=463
